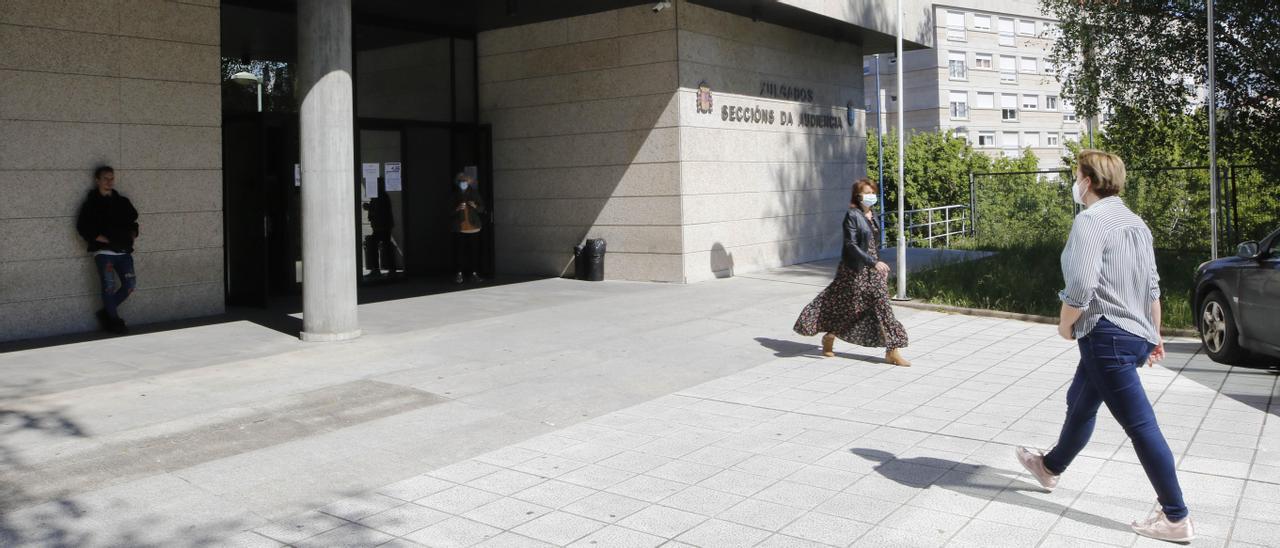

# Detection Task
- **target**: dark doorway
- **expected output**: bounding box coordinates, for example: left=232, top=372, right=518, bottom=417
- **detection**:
left=222, top=1, right=493, bottom=309
left=222, top=112, right=303, bottom=306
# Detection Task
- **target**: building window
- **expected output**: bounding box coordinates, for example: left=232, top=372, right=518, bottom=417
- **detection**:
left=1043, top=59, right=1055, bottom=74
left=1001, top=93, right=1018, bottom=121
left=1064, top=132, right=1079, bottom=143
left=974, top=14, right=991, bottom=30
left=976, top=92, right=994, bottom=109
left=1018, top=20, right=1036, bottom=36
left=949, top=91, right=969, bottom=119
left=978, top=131, right=996, bottom=147
left=1047, top=133, right=1060, bottom=147
left=974, top=53, right=993, bottom=70
left=947, top=11, right=966, bottom=41
left=1022, top=94, right=1038, bottom=110
left=1003, top=131, right=1020, bottom=150
left=998, top=18, right=1015, bottom=46
left=1046, top=95, right=1058, bottom=110
left=1023, top=132, right=1040, bottom=148
left=948, top=52, right=967, bottom=80
left=1064, top=112, right=1078, bottom=122
left=1020, top=57, right=1038, bottom=74
left=1000, top=56, right=1017, bottom=82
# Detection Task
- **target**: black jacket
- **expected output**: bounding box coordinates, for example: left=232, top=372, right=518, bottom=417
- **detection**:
left=841, top=208, right=877, bottom=270
left=76, top=189, right=139, bottom=253
left=449, top=185, right=487, bottom=233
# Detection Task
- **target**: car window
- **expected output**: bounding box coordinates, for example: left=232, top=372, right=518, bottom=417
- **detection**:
left=1266, top=229, right=1280, bottom=258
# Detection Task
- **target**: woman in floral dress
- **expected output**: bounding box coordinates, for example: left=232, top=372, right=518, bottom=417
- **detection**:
left=793, top=178, right=910, bottom=366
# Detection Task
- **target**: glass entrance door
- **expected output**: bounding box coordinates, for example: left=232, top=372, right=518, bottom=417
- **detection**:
left=358, top=129, right=405, bottom=282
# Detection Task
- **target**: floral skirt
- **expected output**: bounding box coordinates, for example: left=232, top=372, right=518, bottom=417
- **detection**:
left=793, top=263, right=908, bottom=350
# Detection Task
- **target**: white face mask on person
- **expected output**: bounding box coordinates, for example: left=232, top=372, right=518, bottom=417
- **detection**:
left=1072, top=178, right=1088, bottom=206
left=458, top=181, right=468, bottom=190
left=861, top=194, right=878, bottom=207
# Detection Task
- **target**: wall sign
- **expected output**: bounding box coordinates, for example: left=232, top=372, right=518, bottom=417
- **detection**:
left=697, top=82, right=847, bottom=130
left=384, top=162, right=402, bottom=192
left=759, top=81, right=814, bottom=103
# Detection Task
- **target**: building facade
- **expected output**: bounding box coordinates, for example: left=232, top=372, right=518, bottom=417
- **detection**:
left=0, top=0, right=931, bottom=342
left=865, top=0, right=1084, bottom=169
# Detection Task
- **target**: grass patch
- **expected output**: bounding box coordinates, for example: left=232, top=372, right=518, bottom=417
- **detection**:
left=894, top=244, right=1204, bottom=330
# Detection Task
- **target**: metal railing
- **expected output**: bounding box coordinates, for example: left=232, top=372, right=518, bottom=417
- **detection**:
left=883, top=204, right=972, bottom=248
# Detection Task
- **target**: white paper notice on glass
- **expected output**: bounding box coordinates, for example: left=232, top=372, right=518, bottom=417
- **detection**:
left=294, top=164, right=301, bottom=187
left=384, top=162, right=402, bottom=192
left=362, top=163, right=380, bottom=198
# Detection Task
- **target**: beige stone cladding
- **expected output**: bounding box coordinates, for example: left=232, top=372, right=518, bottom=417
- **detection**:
left=677, top=1, right=865, bottom=283
left=479, top=4, right=683, bottom=281
left=0, top=0, right=223, bottom=341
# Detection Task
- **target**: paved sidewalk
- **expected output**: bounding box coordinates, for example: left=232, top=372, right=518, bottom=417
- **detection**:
left=2, top=262, right=1277, bottom=547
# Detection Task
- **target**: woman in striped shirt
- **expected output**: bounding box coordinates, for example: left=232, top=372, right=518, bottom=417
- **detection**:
left=1015, top=150, right=1194, bottom=543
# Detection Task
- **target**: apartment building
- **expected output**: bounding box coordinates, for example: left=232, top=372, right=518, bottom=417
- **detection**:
left=865, top=1, right=1087, bottom=169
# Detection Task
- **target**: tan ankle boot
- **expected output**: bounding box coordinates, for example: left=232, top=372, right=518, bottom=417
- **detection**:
left=821, top=333, right=836, bottom=357
left=885, top=348, right=911, bottom=367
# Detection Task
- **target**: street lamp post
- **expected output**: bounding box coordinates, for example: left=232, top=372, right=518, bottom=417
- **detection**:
left=875, top=55, right=886, bottom=247
left=1207, top=0, right=1219, bottom=259
left=231, top=70, right=263, bottom=113
left=894, top=0, right=908, bottom=300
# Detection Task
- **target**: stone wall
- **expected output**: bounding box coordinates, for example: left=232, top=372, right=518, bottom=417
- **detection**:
left=0, top=0, right=223, bottom=341
left=676, top=2, right=866, bottom=282
left=479, top=1, right=868, bottom=283
left=478, top=5, right=684, bottom=281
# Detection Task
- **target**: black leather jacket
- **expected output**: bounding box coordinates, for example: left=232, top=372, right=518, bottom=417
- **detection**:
left=76, top=189, right=139, bottom=253
left=841, top=208, right=876, bottom=270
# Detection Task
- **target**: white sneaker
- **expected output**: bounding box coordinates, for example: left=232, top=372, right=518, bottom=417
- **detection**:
left=1132, top=511, right=1195, bottom=543
left=1014, top=446, right=1059, bottom=492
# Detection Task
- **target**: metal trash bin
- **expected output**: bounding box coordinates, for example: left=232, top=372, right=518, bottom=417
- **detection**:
left=574, top=238, right=606, bottom=281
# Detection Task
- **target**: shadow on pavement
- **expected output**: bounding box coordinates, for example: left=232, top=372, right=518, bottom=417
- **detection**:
left=754, top=337, right=889, bottom=365
left=0, top=386, right=423, bottom=546
left=0, top=275, right=544, bottom=354
left=849, top=447, right=1133, bottom=535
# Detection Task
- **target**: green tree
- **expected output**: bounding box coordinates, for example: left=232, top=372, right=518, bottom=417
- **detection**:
left=1061, top=109, right=1276, bottom=249
left=866, top=129, right=990, bottom=211
left=970, top=148, right=1070, bottom=248
left=1041, top=0, right=1279, bottom=176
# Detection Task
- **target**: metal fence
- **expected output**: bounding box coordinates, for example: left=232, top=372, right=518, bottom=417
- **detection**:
left=964, top=165, right=1277, bottom=253
left=882, top=205, right=972, bottom=248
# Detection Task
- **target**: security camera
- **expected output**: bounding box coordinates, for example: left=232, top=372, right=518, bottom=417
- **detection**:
left=652, top=1, right=671, bottom=13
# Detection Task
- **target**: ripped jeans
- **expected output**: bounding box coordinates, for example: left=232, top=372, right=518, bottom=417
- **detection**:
left=94, top=253, right=136, bottom=320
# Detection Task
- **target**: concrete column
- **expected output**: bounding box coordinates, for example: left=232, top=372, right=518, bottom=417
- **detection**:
left=297, top=0, right=361, bottom=341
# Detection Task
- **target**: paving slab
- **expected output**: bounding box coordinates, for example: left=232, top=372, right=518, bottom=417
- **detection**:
left=2, top=260, right=1276, bottom=547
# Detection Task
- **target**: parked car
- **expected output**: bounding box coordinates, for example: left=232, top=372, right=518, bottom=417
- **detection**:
left=1191, top=226, right=1280, bottom=364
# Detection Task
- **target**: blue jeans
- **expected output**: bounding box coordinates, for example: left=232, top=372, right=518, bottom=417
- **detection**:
left=1043, top=317, right=1188, bottom=521
left=94, top=254, right=136, bottom=320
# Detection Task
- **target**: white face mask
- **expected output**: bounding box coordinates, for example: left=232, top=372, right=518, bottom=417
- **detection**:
left=861, top=194, right=878, bottom=207
left=458, top=181, right=468, bottom=190
left=1072, top=178, right=1088, bottom=206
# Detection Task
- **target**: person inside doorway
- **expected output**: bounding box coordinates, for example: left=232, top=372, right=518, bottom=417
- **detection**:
left=76, top=166, right=139, bottom=334
left=364, top=192, right=397, bottom=276
left=450, top=172, right=485, bottom=284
